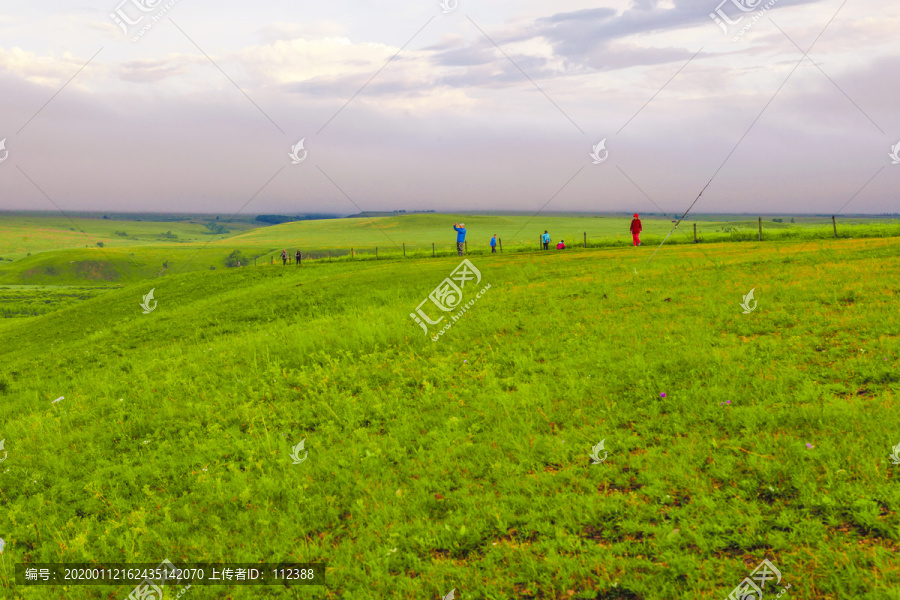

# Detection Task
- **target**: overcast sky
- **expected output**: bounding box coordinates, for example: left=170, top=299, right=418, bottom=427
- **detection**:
left=0, top=0, right=897, bottom=216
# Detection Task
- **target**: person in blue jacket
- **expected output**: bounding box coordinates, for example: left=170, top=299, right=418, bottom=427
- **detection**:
left=541, top=230, right=550, bottom=250
left=490, top=235, right=498, bottom=253
left=454, top=222, right=466, bottom=256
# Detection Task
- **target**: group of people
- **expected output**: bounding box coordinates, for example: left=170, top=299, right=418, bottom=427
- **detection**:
left=453, top=223, right=502, bottom=255
left=281, top=249, right=302, bottom=265
left=540, top=231, right=566, bottom=250
left=452, top=214, right=644, bottom=255
left=281, top=216, right=644, bottom=264
left=453, top=222, right=567, bottom=255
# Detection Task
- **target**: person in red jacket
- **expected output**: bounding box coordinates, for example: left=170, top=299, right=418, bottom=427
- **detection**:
left=630, top=213, right=642, bottom=246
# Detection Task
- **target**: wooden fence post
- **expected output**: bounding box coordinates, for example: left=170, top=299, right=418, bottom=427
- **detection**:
left=499, top=238, right=502, bottom=252
left=832, top=215, right=837, bottom=238
left=375, top=247, right=378, bottom=260
left=432, top=243, right=435, bottom=257
left=693, top=223, right=698, bottom=243
left=351, top=248, right=354, bottom=258
left=403, top=243, right=406, bottom=257
left=465, top=241, right=468, bottom=254
left=758, top=216, right=762, bottom=241
left=583, top=232, right=586, bottom=248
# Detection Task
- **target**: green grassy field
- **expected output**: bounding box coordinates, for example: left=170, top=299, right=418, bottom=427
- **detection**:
left=0, top=286, right=112, bottom=318
left=1, top=229, right=898, bottom=598
left=0, top=213, right=260, bottom=260
left=205, top=213, right=900, bottom=255
left=1, top=213, right=898, bottom=287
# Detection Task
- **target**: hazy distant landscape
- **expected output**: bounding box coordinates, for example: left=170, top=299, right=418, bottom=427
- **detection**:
left=2, top=211, right=899, bottom=277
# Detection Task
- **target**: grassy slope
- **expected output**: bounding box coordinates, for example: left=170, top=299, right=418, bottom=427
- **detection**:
left=0, top=285, right=111, bottom=318
left=1, top=237, right=898, bottom=599
left=220, top=214, right=900, bottom=251
left=0, top=213, right=700, bottom=285
left=222, top=213, right=759, bottom=250
left=2, top=214, right=898, bottom=287
left=0, top=215, right=260, bottom=259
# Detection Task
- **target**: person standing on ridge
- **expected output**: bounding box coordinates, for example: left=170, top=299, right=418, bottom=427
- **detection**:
left=542, top=230, right=551, bottom=250
left=630, top=214, right=643, bottom=247
left=281, top=249, right=288, bottom=265
left=295, top=249, right=301, bottom=266
left=453, top=222, right=466, bottom=256
left=490, top=235, right=498, bottom=253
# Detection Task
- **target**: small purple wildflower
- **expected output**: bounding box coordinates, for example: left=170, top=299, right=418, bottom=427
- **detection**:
left=660, top=393, right=666, bottom=398
left=806, top=443, right=813, bottom=449
left=726, top=400, right=731, bottom=404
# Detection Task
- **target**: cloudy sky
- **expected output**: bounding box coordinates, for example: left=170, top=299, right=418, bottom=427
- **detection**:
left=0, top=0, right=898, bottom=216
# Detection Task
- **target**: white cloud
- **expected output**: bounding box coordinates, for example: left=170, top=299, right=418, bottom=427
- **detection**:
left=255, top=21, right=350, bottom=44
left=237, top=37, right=397, bottom=87
left=0, top=46, right=99, bottom=88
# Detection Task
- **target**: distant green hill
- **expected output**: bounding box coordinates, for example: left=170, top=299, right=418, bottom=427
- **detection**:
left=0, top=213, right=263, bottom=259
left=255, top=214, right=342, bottom=224
left=1, top=213, right=898, bottom=286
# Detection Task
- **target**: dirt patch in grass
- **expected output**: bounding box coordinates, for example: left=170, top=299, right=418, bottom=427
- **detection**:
left=73, top=260, right=121, bottom=281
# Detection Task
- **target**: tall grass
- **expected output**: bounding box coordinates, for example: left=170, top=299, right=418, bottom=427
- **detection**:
left=0, top=237, right=898, bottom=598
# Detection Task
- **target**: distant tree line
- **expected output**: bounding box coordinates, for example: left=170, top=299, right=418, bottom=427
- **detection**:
left=255, top=214, right=340, bottom=224
left=226, top=250, right=248, bottom=267
left=205, top=222, right=229, bottom=235
left=345, top=210, right=435, bottom=218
